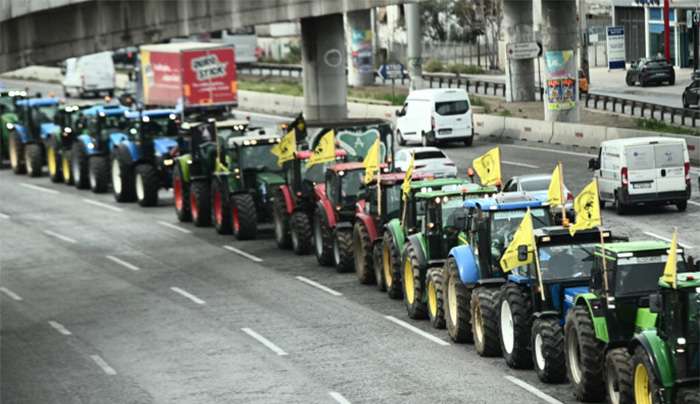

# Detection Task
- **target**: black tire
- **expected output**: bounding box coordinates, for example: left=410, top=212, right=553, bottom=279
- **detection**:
left=464, top=136, right=474, bottom=147
left=9, top=134, right=26, bottom=174
left=71, top=142, right=90, bottom=189
left=172, top=163, right=191, bottom=222
left=291, top=211, right=312, bottom=255
left=683, top=95, right=690, bottom=109
left=402, top=244, right=427, bottom=319
left=605, top=348, right=634, bottom=404
left=231, top=193, right=258, bottom=240
left=373, top=241, right=386, bottom=291
left=676, top=200, right=687, bottom=212
left=273, top=190, right=291, bottom=249
left=46, top=140, right=62, bottom=182
left=471, top=287, right=501, bottom=357
left=111, top=146, right=136, bottom=202
left=565, top=306, right=606, bottom=402
left=313, top=207, right=334, bottom=266
left=24, top=143, right=43, bottom=177
left=531, top=317, right=566, bottom=383
left=625, top=75, right=634, bottom=86
left=677, top=388, right=700, bottom=404
left=211, top=179, right=232, bottom=234
left=421, top=131, right=429, bottom=147
left=382, top=230, right=403, bottom=299
left=190, top=179, right=212, bottom=227
left=135, top=164, right=159, bottom=207
left=61, top=150, right=73, bottom=185
left=631, top=346, right=662, bottom=404
left=333, top=227, right=354, bottom=273
left=353, top=222, right=375, bottom=284
left=88, top=156, right=110, bottom=193
left=499, top=283, right=534, bottom=369
left=444, top=257, right=473, bottom=343
left=397, top=130, right=406, bottom=146
left=614, top=192, right=626, bottom=215
left=426, top=267, right=446, bottom=329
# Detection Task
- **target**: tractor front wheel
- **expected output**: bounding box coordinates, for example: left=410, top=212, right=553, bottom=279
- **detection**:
left=605, top=348, right=634, bottom=404
left=135, top=164, right=159, bottom=207
left=631, top=346, right=661, bottom=404
left=24, top=144, right=43, bottom=177
left=291, top=212, right=312, bottom=255
left=313, top=208, right=334, bottom=266
left=471, top=287, right=501, bottom=357
left=111, top=147, right=135, bottom=202
left=499, top=283, right=533, bottom=369
left=333, top=228, right=354, bottom=273
left=565, top=306, right=606, bottom=402
left=61, top=150, right=73, bottom=185
left=382, top=231, right=403, bottom=299
left=46, top=141, right=62, bottom=182
left=212, top=180, right=232, bottom=235
left=402, top=245, right=427, bottom=319
left=72, top=142, right=90, bottom=189
left=172, top=163, right=191, bottom=222
left=9, top=134, right=26, bottom=174
left=531, top=317, right=566, bottom=383
left=353, top=222, right=375, bottom=284
left=426, top=267, right=446, bottom=329
left=444, top=257, right=472, bottom=343
left=89, top=156, right=110, bottom=193
left=231, top=193, right=257, bottom=240
left=190, top=179, right=211, bottom=227
left=272, top=191, right=291, bottom=249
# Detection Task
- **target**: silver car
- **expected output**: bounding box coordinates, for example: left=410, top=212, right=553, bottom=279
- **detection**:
left=395, top=147, right=457, bottom=178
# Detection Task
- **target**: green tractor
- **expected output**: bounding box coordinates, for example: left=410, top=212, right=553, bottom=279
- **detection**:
left=564, top=241, right=690, bottom=403
left=0, top=89, right=27, bottom=167
left=44, top=104, right=90, bottom=184
left=630, top=271, right=700, bottom=404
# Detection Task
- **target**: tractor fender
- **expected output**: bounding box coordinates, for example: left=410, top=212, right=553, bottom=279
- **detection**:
left=574, top=294, right=610, bottom=344
left=108, top=132, right=129, bottom=150
left=384, top=219, right=405, bottom=252
left=356, top=199, right=366, bottom=213
left=316, top=199, right=336, bottom=228
left=405, top=234, right=428, bottom=269
left=176, top=155, right=191, bottom=183
left=629, top=331, right=674, bottom=390
left=119, top=140, right=140, bottom=162
left=153, top=137, right=178, bottom=157
left=355, top=212, right=377, bottom=242
left=77, top=134, right=98, bottom=156
left=448, top=245, right=479, bottom=285
left=278, top=185, right=295, bottom=215
left=533, top=310, right=560, bottom=320
left=11, top=124, right=29, bottom=144
left=40, top=123, right=60, bottom=140
left=314, top=183, right=326, bottom=201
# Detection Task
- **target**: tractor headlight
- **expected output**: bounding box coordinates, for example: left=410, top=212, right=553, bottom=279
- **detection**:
left=163, top=159, right=174, bottom=166
left=64, top=127, right=72, bottom=134
left=234, top=168, right=240, bottom=174
left=169, top=114, right=177, bottom=120
left=87, top=143, right=95, bottom=149
left=142, top=116, right=150, bottom=123
left=338, top=170, right=345, bottom=176
left=243, top=140, right=250, bottom=146
left=6, top=123, right=14, bottom=130
left=434, top=197, right=441, bottom=204
left=677, top=338, right=686, bottom=345
left=250, top=139, right=257, bottom=145
left=130, top=128, right=138, bottom=135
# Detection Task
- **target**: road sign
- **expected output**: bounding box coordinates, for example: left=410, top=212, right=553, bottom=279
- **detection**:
left=378, top=64, right=404, bottom=80
left=506, top=42, right=539, bottom=60
left=606, top=26, right=625, bottom=70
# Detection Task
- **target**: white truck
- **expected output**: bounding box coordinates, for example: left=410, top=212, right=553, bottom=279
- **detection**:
left=62, top=52, right=116, bottom=98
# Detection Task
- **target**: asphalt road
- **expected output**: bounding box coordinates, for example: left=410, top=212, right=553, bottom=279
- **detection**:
left=2, top=78, right=700, bottom=404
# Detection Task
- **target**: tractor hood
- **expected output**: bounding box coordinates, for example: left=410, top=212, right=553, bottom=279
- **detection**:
left=11, top=123, right=29, bottom=142
left=563, top=286, right=590, bottom=312
left=40, top=123, right=60, bottom=140
left=256, top=171, right=286, bottom=187
left=153, top=137, right=178, bottom=156
left=1, top=112, right=18, bottom=124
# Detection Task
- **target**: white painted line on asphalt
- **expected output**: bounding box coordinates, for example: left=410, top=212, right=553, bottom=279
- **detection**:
left=504, top=376, right=563, bottom=404
left=688, top=200, right=700, bottom=207
left=643, top=231, right=694, bottom=249
left=329, top=391, right=352, bottom=404
left=0, top=287, right=23, bottom=301
left=83, top=198, right=123, bottom=213
left=48, top=320, right=72, bottom=336
left=90, top=355, right=117, bottom=375
left=157, top=221, right=192, bottom=234
left=170, top=287, right=206, bottom=305
left=295, top=276, right=343, bottom=296
left=384, top=315, right=450, bottom=346
left=504, top=144, right=596, bottom=158
left=223, top=245, right=263, bottom=263
left=20, top=182, right=60, bottom=194
left=43, top=230, right=77, bottom=244
left=503, top=160, right=539, bottom=169
left=0, top=212, right=9, bottom=219
left=241, top=327, right=288, bottom=356
left=105, top=255, right=140, bottom=271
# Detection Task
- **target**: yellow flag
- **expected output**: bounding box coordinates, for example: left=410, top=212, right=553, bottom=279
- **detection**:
left=547, top=163, right=564, bottom=206
left=306, top=130, right=336, bottom=168
left=363, top=137, right=381, bottom=184
left=401, top=152, right=415, bottom=198
left=661, top=229, right=678, bottom=288
left=472, top=147, right=501, bottom=186
left=271, top=129, right=296, bottom=166
left=569, top=180, right=602, bottom=236
left=500, top=210, right=535, bottom=272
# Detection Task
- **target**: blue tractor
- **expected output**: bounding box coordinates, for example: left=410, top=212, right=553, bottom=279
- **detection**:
left=441, top=193, right=552, bottom=357
left=111, top=109, right=180, bottom=206
left=7, top=97, right=61, bottom=176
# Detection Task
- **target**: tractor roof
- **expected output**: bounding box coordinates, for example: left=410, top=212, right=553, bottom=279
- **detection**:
left=534, top=226, right=611, bottom=243
left=416, top=183, right=497, bottom=199
left=295, top=149, right=348, bottom=160
left=59, top=104, right=89, bottom=113
left=328, top=162, right=366, bottom=172
left=597, top=240, right=673, bottom=255
left=125, top=109, right=179, bottom=120
left=16, top=97, right=60, bottom=107
left=83, top=104, right=129, bottom=117
left=659, top=272, right=700, bottom=289
left=180, top=119, right=248, bottom=130
left=363, top=171, right=433, bottom=186
left=228, top=134, right=281, bottom=146
left=411, top=177, right=469, bottom=190
left=0, top=90, right=27, bottom=97
left=463, top=192, right=544, bottom=211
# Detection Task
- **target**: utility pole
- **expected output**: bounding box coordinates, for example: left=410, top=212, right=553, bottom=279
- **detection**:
left=405, top=1, right=423, bottom=90
left=579, top=0, right=590, bottom=86
left=663, top=0, right=671, bottom=63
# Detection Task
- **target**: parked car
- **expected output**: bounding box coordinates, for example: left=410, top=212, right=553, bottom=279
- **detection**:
left=62, top=52, right=116, bottom=98
left=502, top=173, right=574, bottom=210
left=625, top=58, right=675, bottom=87
left=394, top=147, right=457, bottom=178
left=395, top=88, right=474, bottom=147
left=682, top=79, right=700, bottom=109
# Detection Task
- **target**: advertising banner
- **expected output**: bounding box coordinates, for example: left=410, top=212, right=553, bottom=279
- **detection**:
left=181, top=48, right=237, bottom=107
left=606, top=26, right=626, bottom=70
left=140, top=49, right=182, bottom=107
left=544, top=50, right=576, bottom=111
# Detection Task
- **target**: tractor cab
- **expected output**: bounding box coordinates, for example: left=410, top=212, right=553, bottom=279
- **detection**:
left=14, top=97, right=62, bottom=143
left=180, top=119, right=249, bottom=178
left=124, top=109, right=180, bottom=163
left=284, top=149, right=348, bottom=206
left=53, top=104, right=89, bottom=146
left=324, top=162, right=367, bottom=222
left=43, top=104, right=91, bottom=183
left=0, top=89, right=26, bottom=116
left=81, top=104, right=130, bottom=154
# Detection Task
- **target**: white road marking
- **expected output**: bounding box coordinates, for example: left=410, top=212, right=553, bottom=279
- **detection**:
left=504, top=144, right=596, bottom=158
left=502, top=160, right=539, bottom=169
left=83, top=198, right=123, bottom=212
left=384, top=315, right=450, bottom=346
left=688, top=200, right=700, bottom=207
left=643, top=231, right=694, bottom=249
left=504, top=376, right=563, bottom=404
left=295, top=276, right=343, bottom=296
left=157, top=221, right=192, bottom=234
left=105, top=255, right=140, bottom=271
left=20, top=183, right=60, bottom=194
left=170, top=287, right=206, bottom=305
left=329, top=391, right=352, bottom=404
left=43, top=230, right=77, bottom=244
left=48, top=320, right=72, bottom=336
left=241, top=327, right=288, bottom=356
left=223, top=245, right=263, bottom=262
left=0, top=213, right=9, bottom=219
left=90, top=355, right=117, bottom=375
left=0, top=287, right=23, bottom=301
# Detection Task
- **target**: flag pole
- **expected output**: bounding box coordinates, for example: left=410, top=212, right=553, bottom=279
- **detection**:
left=559, top=161, right=567, bottom=224
left=376, top=136, right=382, bottom=217
left=599, top=226, right=609, bottom=295
left=532, top=235, right=545, bottom=301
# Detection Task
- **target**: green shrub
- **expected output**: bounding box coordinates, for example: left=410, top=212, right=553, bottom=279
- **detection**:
left=424, top=59, right=444, bottom=73
left=447, top=64, right=485, bottom=75
left=636, top=118, right=700, bottom=136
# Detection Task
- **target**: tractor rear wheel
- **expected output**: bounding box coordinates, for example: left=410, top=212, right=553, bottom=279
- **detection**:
left=89, top=156, right=110, bottom=193
left=353, top=222, right=375, bottom=284
left=61, top=150, right=73, bottom=185
left=402, top=245, right=427, bottom=319
left=72, top=142, right=90, bottom=189
left=135, top=164, right=159, bottom=207
left=382, top=231, right=403, bottom=299
left=426, top=267, right=446, bottom=329
left=631, top=346, right=661, bottom=404
left=190, top=179, right=211, bottom=227
left=499, top=283, right=534, bottom=369
left=231, top=193, right=257, bottom=240
left=565, top=306, right=606, bottom=402
left=677, top=388, right=700, bottom=404
left=272, top=191, right=291, bottom=249
left=111, top=147, right=135, bottom=202
left=444, top=257, right=473, bottom=343
left=172, top=163, right=191, bottom=222
left=333, top=228, right=354, bottom=273
left=372, top=241, right=386, bottom=291
left=46, top=140, right=62, bottom=182
left=9, top=134, right=26, bottom=174
left=605, top=348, right=634, bottom=404
left=24, top=144, right=43, bottom=177
left=211, top=180, right=232, bottom=235
left=291, top=212, right=312, bottom=255
left=531, top=317, right=566, bottom=383
left=313, top=207, right=334, bottom=266
left=471, top=287, right=501, bottom=357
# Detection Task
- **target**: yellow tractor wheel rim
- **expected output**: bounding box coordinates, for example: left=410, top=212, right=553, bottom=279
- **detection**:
left=62, top=157, right=71, bottom=182
left=403, top=259, right=414, bottom=304
left=383, top=245, right=393, bottom=288
left=427, top=280, right=437, bottom=317
left=634, top=363, right=652, bottom=404
left=47, top=147, right=57, bottom=176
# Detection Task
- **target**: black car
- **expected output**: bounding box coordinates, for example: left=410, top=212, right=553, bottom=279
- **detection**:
left=625, top=58, right=675, bottom=87
left=682, top=79, right=700, bottom=109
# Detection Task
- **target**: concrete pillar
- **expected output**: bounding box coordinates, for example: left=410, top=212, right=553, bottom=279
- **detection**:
left=503, top=0, right=536, bottom=102
left=405, top=2, right=423, bottom=90
left=345, top=9, right=374, bottom=87
left=541, top=0, right=580, bottom=122
left=301, top=14, right=347, bottom=120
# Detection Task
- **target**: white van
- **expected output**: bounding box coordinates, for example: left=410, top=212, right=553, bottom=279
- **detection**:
left=589, top=137, right=691, bottom=213
left=395, top=88, right=474, bottom=147
left=62, top=52, right=116, bottom=98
